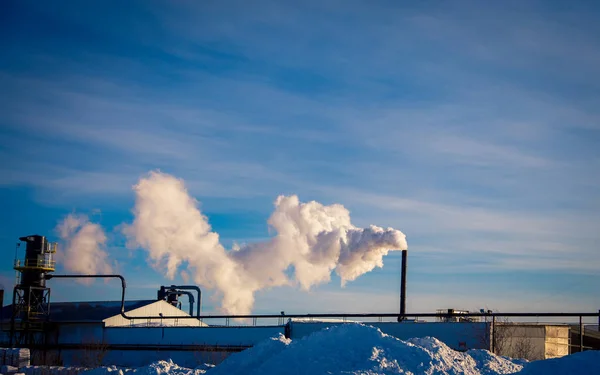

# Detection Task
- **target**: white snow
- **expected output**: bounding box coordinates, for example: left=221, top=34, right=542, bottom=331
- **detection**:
left=39, top=323, right=600, bottom=375
left=83, top=360, right=212, bottom=375
left=516, top=351, right=600, bottom=375
left=205, top=323, right=523, bottom=375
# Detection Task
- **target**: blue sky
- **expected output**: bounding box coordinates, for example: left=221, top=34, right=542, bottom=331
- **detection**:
left=1, top=0, right=599, bottom=315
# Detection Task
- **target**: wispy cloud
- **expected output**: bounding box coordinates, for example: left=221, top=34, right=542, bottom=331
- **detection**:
left=425, top=134, right=553, bottom=168
left=253, top=285, right=600, bottom=315
left=1, top=0, right=599, bottom=311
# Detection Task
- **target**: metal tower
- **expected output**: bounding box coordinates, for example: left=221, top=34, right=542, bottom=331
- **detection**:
left=10, top=235, right=56, bottom=346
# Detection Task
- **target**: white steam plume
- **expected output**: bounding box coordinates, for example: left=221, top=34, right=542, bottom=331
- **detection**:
left=57, top=214, right=113, bottom=282
left=123, top=171, right=407, bottom=314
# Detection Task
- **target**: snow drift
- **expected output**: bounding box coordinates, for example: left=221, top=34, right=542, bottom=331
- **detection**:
left=79, top=324, right=599, bottom=374
left=81, top=360, right=212, bottom=375
left=206, top=323, right=523, bottom=375
left=516, top=350, right=600, bottom=375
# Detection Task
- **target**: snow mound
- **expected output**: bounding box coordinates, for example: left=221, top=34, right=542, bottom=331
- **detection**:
left=205, top=334, right=290, bottom=375
left=83, top=360, right=211, bottom=375
left=78, top=325, right=598, bottom=375
left=129, top=360, right=207, bottom=375
left=408, top=337, right=525, bottom=375
left=468, top=349, right=527, bottom=375
left=516, top=350, right=600, bottom=375
left=137, top=360, right=206, bottom=375
left=205, top=323, right=523, bottom=375
left=83, top=365, right=123, bottom=375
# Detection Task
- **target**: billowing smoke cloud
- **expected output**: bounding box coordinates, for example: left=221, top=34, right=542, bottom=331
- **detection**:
left=123, top=171, right=407, bottom=314
left=56, top=214, right=113, bottom=282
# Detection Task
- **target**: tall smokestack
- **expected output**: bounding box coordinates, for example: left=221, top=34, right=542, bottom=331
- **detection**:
left=398, top=249, right=407, bottom=322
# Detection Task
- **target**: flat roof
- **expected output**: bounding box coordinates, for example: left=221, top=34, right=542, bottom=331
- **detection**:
left=1, top=300, right=157, bottom=322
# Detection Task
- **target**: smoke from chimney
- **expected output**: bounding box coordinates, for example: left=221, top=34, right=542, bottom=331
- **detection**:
left=122, top=171, right=407, bottom=314
left=56, top=214, right=113, bottom=283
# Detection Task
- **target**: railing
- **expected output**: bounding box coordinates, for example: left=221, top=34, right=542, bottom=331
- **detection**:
left=46, top=242, right=57, bottom=254
left=14, top=258, right=56, bottom=270
left=44, top=274, right=600, bottom=354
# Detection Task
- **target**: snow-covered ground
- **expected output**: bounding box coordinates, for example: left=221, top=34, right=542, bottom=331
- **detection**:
left=71, top=323, right=599, bottom=375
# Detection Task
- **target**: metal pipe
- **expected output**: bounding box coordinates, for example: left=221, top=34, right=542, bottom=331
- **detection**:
left=109, top=311, right=600, bottom=321
left=167, top=285, right=202, bottom=317
left=399, top=249, right=407, bottom=322
left=169, top=312, right=600, bottom=319
left=46, top=276, right=202, bottom=321
left=44, top=275, right=600, bottom=321
left=163, top=290, right=194, bottom=316
left=45, top=274, right=128, bottom=319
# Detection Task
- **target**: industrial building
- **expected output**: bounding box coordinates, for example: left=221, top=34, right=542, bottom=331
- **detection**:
left=0, top=234, right=597, bottom=367
left=1, top=300, right=207, bottom=328
left=489, top=323, right=570, bottom=360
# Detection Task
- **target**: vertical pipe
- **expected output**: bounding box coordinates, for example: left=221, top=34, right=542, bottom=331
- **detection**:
left=398, top=249, right=407, bottom=322
left=579, top=315, right=584, bottom=352
left=491, top=316, right=496, bottom=353
left=168, top=286, right=201, bottom=317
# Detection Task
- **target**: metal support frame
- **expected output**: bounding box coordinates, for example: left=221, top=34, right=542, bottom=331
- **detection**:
left=9, top=285, right=51, bottom=347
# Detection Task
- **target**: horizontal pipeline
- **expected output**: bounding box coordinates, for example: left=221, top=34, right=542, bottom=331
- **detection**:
left=45, top=274, right=600, bottom=321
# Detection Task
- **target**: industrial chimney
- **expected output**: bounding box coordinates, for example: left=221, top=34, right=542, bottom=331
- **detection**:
left=398, top=249, right=407, bottom=322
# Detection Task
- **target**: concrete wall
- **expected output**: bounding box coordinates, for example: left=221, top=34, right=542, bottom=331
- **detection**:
left=289, top=321, right=491, bottom=351
left=57, top=324, right=104, bottom=345
left=55, top=324, right=286, bottom=346
left=103, top=326, right=285, bottom=346
left=56, top=324, right=286, bottom=367
left=59, top=349, right=218, bottom=368
left=3, top=321, right=571, bottom=367
left=494, top=324, right=569, bottom=361
left=96, top=349, right=227, bottom=368
left=55, top=321, right=492, bottom=366
left=495, top=325, right=546, bottom=361
left=544, top=325, right=569, bottom=358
